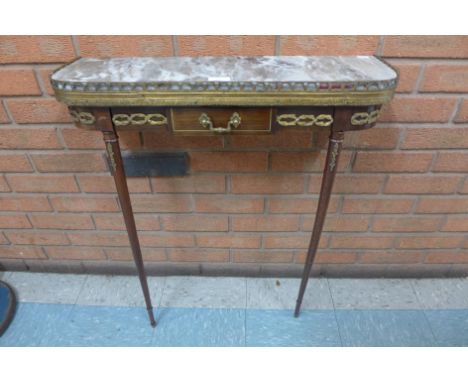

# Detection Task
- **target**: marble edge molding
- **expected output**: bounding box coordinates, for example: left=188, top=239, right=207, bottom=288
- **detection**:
left=50, top=55, right=398, bottom=107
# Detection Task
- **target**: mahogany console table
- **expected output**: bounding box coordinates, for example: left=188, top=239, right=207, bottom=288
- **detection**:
left=51, top=56, right=398, bottom=326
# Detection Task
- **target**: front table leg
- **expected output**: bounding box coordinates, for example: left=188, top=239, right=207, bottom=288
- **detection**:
left=100, top=116, right=156, bottom=327
left=294, top=129, right=344, bottom=317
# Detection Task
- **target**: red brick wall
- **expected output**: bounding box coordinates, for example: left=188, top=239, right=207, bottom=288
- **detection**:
left=1, top=35, right=468, bottom=275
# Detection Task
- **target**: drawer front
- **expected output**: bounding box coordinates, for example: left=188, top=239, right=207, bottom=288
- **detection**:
left=171, top=107, right=272, bottom=135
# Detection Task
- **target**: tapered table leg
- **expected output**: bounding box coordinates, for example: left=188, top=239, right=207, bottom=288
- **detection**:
left=102, top=127, right=156, bottom=328
left=294, top=129, right=344, bottom=317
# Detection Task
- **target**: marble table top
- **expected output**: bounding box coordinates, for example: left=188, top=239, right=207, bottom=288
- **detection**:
left=51, top=56, right=398, bottom=106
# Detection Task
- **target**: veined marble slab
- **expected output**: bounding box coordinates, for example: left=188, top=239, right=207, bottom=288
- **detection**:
left=51, top=56, right=398, bottom=93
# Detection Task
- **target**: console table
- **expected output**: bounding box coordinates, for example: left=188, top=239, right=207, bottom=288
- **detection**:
left=51, top=56, right=398, bottom=326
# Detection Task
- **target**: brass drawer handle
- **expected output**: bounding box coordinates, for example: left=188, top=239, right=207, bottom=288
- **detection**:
left=198, top=112, right=242, bottom=133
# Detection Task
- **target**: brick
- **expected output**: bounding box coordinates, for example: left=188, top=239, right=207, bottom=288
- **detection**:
left=342, top=127, right=401, bottom=149
left=68, top=232, right=129, bottom=247
left=162, top=215, right=228, bottom=232
left=0, top=69, right=40, bottom=96
left=296, top=251, right=358, bottom=264
left=196, top=235, right=261, bottom=249
left=0, top=103, right=10, bottom=123
left=382, top=36, right=468, bottom=58
left=421, top=65, right=468, bottom=92
left=139, top=234, right=194, bottom=248
left=309, top=175, right=384, bottom=194
left=50, top=196, right=119, bottom=212
left=330, top=236, right=394, bottom=249
left=7, top=99, right=71, bottom=124
left=384, top=175, right=462, bottom=194
left=7, top=175, right=79, bottom=193
left=38, top=67, right=57, bottom=95
left=93, top=214, right=161, bottom=231
left=143, top=129, right=223, bottom=150
left=0, top=176, right=10, bottom=192
left=30, top=214, right=94, bottom=230
left=105, top=247, right=167, bottom=262
left=232, top=215, right=299, bottom=232
left=0, top=234, right=8, bottom=245
left=194, top=196, right=264, bottom=213
left=416, top=198, right=468, bottom=213
left=270, top=151, right=351, bottom=172
left=78, top=35, right=173, bottom=57
left=425, top=251, right=468, bottom=264
left=0, top=36, right=75, bottom=63
left=233, top=250, right=294, bottom=263
left=442, top=217, right=468, bottom=232
left=61, top=129, right=140, bottom=150
left=0, top=128, right=61, bottom=149
left=191, top=152, right=268, bottom=173
left=397, top=236, right=464, bottom=249
left=353, top=152, right=433, bottom=173
left=6, top=231, right=69, bottom=246
left=455, top=99, right=468, bottom=123
left=0, top=196, right=52, bottom=212
left=32, top=153, right=107, bottom=172
left=303, top=215, right=369, bottom=232
left=232, top=175, right=305, bottom=194
left=151, top=175, right=225, bottom=193
left=391, top=63, right=421, bottom=93
left=402, top=128, right=468, bottom=149
left=130, top=195, right=192, bottom=213
left=342, top=197, right=414, bottom=214
left=168, top=248, right=229, bottom=262
left=372, top=217, right=442, bottom=232
left=269, top=197, right=339, bottom=214
left=45, top=246, right=105, bottom=260
left=0, top=154, right=33, bottom=172
left=0, top=214, right=31, bottom=229
left=229, top=129, right=313, bottom=150
left=379, top=97, right=457, bottom=123
left=359, top=251, right=422, bottom=264
left=178, top=35, right=275, bottom=56
left=77, top=175, right=150, bottom=193
left=263, top=235, right=327, bottom=250
left=461, top=179, right=468, bottom=194
left=433, top=153, right=468, bottom=172
left=0, top=245, right=46, bottom=259
left=280, top=36, right=378, bottom=55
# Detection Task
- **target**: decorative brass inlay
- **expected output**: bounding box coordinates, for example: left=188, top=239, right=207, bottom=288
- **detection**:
left=70, top=110, right=96, bottom=125
left=328, top=139, right=342, bottom=172
left=350, top=110, right=380, bottom=126
left=106, top=142, right=116, bottom=173
left=276, top=113, right=334, bottom=127
left=112, top=113, right=168, bottom=126
left=198, top=112, right=242, bottom=133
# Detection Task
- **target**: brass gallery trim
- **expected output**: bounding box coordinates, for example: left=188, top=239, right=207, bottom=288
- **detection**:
left=69, top=110, right=96, bottom=125
left=170, top=108, right=273, bottom=134
left=54, top=89, right=394, bottom=107
left=277, top=113, right=333, bottom=127
left=112, top=113, right=168, bottom=126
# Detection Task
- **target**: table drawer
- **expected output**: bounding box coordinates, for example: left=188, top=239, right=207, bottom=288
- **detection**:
left=170, top=107, right=272, bottom=135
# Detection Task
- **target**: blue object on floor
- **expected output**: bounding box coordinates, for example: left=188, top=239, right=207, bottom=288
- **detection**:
left=335, top=309, right=435, bottom=346
left=246, top=309, right=341, bottom=346
left=424, top=309, right=468, bottom=346
left=153, top=308, right=245, bottom=346
left=0, top=280, right=17, bottom=337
